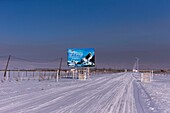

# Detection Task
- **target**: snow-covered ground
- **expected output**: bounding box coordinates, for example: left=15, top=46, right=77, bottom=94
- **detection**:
left=142, top=74, right=170, bottom=113
left=0, top=72, right=169, bottom=113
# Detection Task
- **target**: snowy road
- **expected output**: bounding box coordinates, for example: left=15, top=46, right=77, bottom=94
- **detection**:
left=0, top=73, right=143, bottom=113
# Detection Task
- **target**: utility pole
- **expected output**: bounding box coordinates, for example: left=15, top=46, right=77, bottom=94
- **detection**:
left=58, top=57, right=62, bottom=77
left=135, top=57, right=139, bottom=72
left=4, top=55, right=11, bottom=78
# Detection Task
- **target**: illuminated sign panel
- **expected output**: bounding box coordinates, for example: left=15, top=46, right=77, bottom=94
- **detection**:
left=67, top=48, right=95, bottom=67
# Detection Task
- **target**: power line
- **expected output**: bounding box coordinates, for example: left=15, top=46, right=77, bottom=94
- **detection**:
left=11, top=56, right=61, bottom=63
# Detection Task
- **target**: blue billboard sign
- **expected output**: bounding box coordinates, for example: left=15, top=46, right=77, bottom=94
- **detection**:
left=67, top=48, right=95, bottom=67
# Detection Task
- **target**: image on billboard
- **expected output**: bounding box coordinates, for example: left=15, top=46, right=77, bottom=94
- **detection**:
left=67, top=48, right=95, bottom=67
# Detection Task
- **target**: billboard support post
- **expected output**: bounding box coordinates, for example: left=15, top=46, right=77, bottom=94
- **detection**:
left=75, top=67, right=78, bottom=79
left=71, top=68, right=75, bottom=79
left=57, top=70, right=59, bottom=82
left=87, top=67, right=90, bottom=79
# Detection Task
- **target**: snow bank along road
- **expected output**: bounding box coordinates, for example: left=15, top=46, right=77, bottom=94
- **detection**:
left=0, top=72, right=154, bottom=113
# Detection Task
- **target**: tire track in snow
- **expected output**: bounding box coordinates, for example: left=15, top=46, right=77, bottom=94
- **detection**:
left=92, top=73, right=137, bottom=113
left=0, top=76, right=106, bottom=107
left=56, top=78, right=124, bottom=113
left=0, top=74, right=124, bottom=113
left=24, top=74, right=125, bottom=113
left=0, top=73, right=139, bottom=113
left=47, top=73, right=135, bottom=113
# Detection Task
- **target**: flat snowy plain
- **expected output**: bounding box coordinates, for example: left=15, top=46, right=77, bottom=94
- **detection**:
left=0, top=72, right=169, bottom=113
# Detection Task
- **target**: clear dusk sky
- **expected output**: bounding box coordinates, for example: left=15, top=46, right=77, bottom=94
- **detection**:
left=0, top=0, right=170, bottom=69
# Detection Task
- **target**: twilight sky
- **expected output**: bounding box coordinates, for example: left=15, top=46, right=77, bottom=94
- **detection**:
left=0, top=0, right=170, bottom=69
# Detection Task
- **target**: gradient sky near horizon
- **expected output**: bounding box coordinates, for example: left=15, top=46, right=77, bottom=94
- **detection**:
left=0, top=0, right=170, bottom=69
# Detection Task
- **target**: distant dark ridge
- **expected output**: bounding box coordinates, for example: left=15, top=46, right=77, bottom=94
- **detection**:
left=152, top=69, right=170, bottom=74
left=0, top=68, right=125, bottom=73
